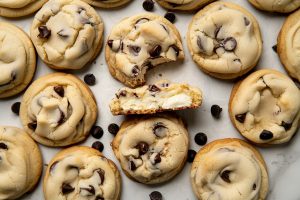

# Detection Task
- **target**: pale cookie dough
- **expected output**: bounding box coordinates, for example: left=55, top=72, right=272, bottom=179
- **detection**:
left=191, top=138, right=269, bottom=200
left=229, top=69, right=300, bottom=145
left=20, top=73, right=98, bottom=147
left=187, top=2, right=262, bottom=79
left=106, top=13, right=184, bottom=88
left=156, top=0, right=216, bottom=11
left=112, top=114, right=189, bottom=184
left=278, top=9, right=300, bottom=82
left=248, top=0, right=300, bottom=13
left=82, top=0, right=132, bottom=8
left=0, top=22, right=36, bottom=98
left=0, top=0, right=48, bottom=17
left=0, top=126, right=42, bottom=200
left=44, top=146, right=121, bottom=200
left=109, top=80, right=202, bottom=115
left=30, top=0, right=104, bottom=70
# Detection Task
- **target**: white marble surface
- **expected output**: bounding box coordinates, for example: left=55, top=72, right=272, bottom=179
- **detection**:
left=0, top=0, right=299, bottom=199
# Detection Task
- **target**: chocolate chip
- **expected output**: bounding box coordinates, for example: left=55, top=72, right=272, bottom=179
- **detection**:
left=131, top=65, right=140, bottom=77
left=28, top=122, right=37, bottom=130
left=154, top=153, right=161, bottom=164
left=211, top=105, right=222, bottom=119
left=272, top=44, right=277, bottom=53
left=149, top=45, right=162, bottom=58
left=197, top=36, right=204, bottom=52
left=80, top=185, right=95, bottom=195
left=129, top=161, right=137, bottom=171
left=148, top=84, right=160, bottom=93
left=135, top=18, right=150, bottom=26
left=187, top=149, right=197, bottom=163
left=11, top=102, right=20, bottom=115
left=164, top=12, right=176, bottom=23
left=57, top=111, right=66, bottom=125
left=143, top=0, right=154, bottom=11
left=57, top=29, right=69, bottom=38
left=153, top=122, right=167, bottom=137
left=253, top=183, right=257, bottom=190
left=136, top=142, right=149, bottom=155
left=235, top=113, right=247, bottom=123
left=90, top=126, right=104, bottom=139
left=128, top=45, right=141, bottom=56
left=38, top=26, right=51, bottom=39
left=149, top=191, right=163, bottom=200
left=50, top=161, right=58, bottom=173
left=194, top=132, right=207, bottom=146
left=62, top=183, right=75, bottom=195
left=259, top=130, right=273, bottom=140
left=97, top=169, right=105, bottom=184
left=220, top=170, right=231, bottom=183
left=223, top=37, right=237, bottom=51
left=169, top=45, right=180, bottom=57
left=281, top=121, right=292, bottom=131
left=54, top=86, right=64, bottom=97
left=214, top=26, right=222, bottom=39
left=107, top=40, right=114, bottom=48
left=84, top=74, right=96, bottom=86
left=116, top=90, right=127, bottom=98
left=108, top=123, right=119, bottom=135
left=0, top=143, right=8, bottom=150
left=244, top=17, right=250, bottom=26
left=95, top=195, right=104, bottom=200
left=92, top=141, right=104, bottom=152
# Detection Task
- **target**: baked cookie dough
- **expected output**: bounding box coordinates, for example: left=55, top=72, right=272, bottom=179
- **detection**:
left=44, top=146, right=121, bottom=200
left=82, top=0, right=131, bottom=8
left=191, top=138, right=269, bottom=200
left=0, top=22, right=36, bottom=98
left=248, top=0, right=300, bottom=13
left=187, top=2, right=262, bottom=79
left=109, top=80, right=202, bottom=115
left=155, top=0, right=216, bottom=11
left=229, top=69, right=300, bottom=145
left=0, top=0, right=48, bottom=17
left=20, top=73, right=98, bottom=147
left=112, top=114, right=189, bottom=184
left=278, top=9, right=300, bottom=82
left=30, top=0, right=104, bottom=70
left=0, top=126, right=42, bottom=200
left=106, top=13, right=184, bottom=88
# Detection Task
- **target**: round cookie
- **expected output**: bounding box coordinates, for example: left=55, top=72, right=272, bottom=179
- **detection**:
left=112, top=114, right=189, bottom=184
left=187, top=2, right=262, bottom=79
left=20, top=73, right=98, bottom=147
left=82, top=0, right=131, bottom=8
left=0, top=126, right=43, bottom=200
left=0, top=0, right=48, bottom=17
left=43, top=146, right=121, bottom=200
left=277, top=8, right=300, bottom=82
left=229, top=69, right=300, bottom=145
left=191, top=138, right=269, bottom=200
left=248, top=0, right=300, bottom=13
left=0, top=22, right=36, bottom=98
left=155, top=0, right=216, bottom=11
left=105, top=13, right=184, bottom=88
left=30, top=0, right=104, bottom=70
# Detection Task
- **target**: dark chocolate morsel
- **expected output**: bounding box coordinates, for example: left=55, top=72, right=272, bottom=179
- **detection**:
left=92, top=141, right=104, bottom=152
left=90, top=126, right=104, bottom=139
left=57, top=111, right=66, bottom=125
left=169, top=45, right=180, bottom=57
left=222, top=37, right=237, bottom=51
left=108, top=123, right=119, bottom=135
left=149, top=45, right=162, bottom=58
left=153, top=122, right=167, bottom=137
left=221, top=170, right=231, bottom=183
left=84, top=74, right=96, bottom=86
left=281, top=121, right=292, bottom=131
left=197, top=36, right=204, bottom=51
left=0, top=142, right=8, bottom=150
left=187, top=149, right=197, bottom=163
left=131, top=65, right=140, bottom=77
left=235, top=113, right=247, bottom=123
left=95, top=195, right=104, bottom=200
left=272, top=44, right=277, bottom=53
left=244, top=17, right=250, bottom=26
left=38, top=26, right=51, bottom=39
left=57, top=29, right=69, bottom=38
left=136, top=142, right=149, bottom=155
left=211, top=105, right=222, bottom=119
left=129, top=161, right=137, bottom=171
left=62, top=183, right=75, bottom=195
left=149, top=191, right=163, bottom=200
left=259, top=130, right=273, bottom=140
left=143, top=0, right=154, bottom=11
left=50, top=161, right=59, bottom=173
left=164, top=12, right=176, bottom=23
left=148, top=85, right=160, bottom=93
left=194, top=132, right=207, bottom=146
left=11, top=102, right=21, bottom=115
left=107, top=40, right=113, bottom=48
left=97, top=169, right=105, bottom=185
left=154, top=153, right=161, bottom=164
left=54, top=86, right=64, bottom=97
left=28, top=122, right=37, bottom=130
left=128, top=45, right=141, bottom=56
left=80, top=185, right=95, bottom=195
left=253, top=183, right=257, bottom=190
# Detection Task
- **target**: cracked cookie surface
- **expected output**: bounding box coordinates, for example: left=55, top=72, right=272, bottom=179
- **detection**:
left=0, top=126, right=42, bottom=200
left=0, top=0, right=48, bottom=17
left=105, top=13, right=184, bottom=88
left=82, top=0, right=132, bottom=8
left=109, top=80, right=202, bottom=115
left=191, top=138, right=269, bottom=200
left=44, top=146, right=121, bottom=200
left=248, top=0, right=300, bottom=13
left=20, top=73, right=98, bottom=147
left=30, top=0, right=104, bottom=70
left=187, top=2, right=262, bottom=79
left=112, top=114, right=188, bottom=184
left=229, top=69, right=300, bottom=145
left=0, top=22, right=36, bottom=98
left=155, top=0, right=216, bottom=11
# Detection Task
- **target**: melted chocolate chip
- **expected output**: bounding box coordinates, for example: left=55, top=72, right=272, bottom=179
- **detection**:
left=153, top=122, right=167, bottom=137
left=128, top=45, right=141, bottom=56
left=221, top=170, right=231, bottom=183
left=50, top=161, right=59, bottom=173
left=259, top=130, right=273, bottom=140
left=62, top=183, right=75, bottom=195
left=92, top=141, right=104, bottom=152
left=214, top=26, right=222, bottom=39
left=28, top=122, right=37, bottom=130
left=0, top=142, right=8, bottom=150
left=116, top=90, right=127, bottom=98
left=97, top=169, right=105, bottom=184
left=194, top=132, right=207, bottom=146
left=235, top=113, right=247, bottom=123
left=38, top=26, right=51, bottom=39
left=223, top=37, right=237, bottom=51
left=244, top=17, right=250, bottom=26
left=272, top=44, right=277, bottom=53
left=281, top=121, right=292, bottom=131
left=149, top=45, right=162, bottom=58
left=169, top=45, right=180, bottom=57
left=211, top=105, right=222, bottom=119
left=148, top=84, right=160, bottom=93
left=187, top=149, right=197, bottom=163
left=108, top=123, right=119, bottom=135
left=11, top=102, right=21, bottom=115
left=95, top=195, right=104, bottom=200
left=129, top=161, right=137, bottom=171
left=107, top=40, right=113, bottom=48
left=57, top=111, right=66, bottom=125
left=143, top=0, right=154, bottom=11
left=197, top=36, right=204, bottom=52
left=253, top=183, right=257, bottom=190
left=149, top=191, right=163, bottom=200
left=90, top=126, right=104, bottom=139
left=84, top=74, right=96, bottom=86
left=80, top=185, right=95, bottom=195
left=164, top=12, right=176, bottom=23
left=57, top=29, right=69, bottom=38
left=54, top=86, right=64, bottom=97
left=154, top=153, right=161, bottom=164
left=136, top=142, right=149, bottom=155
left=135, top=18, right=150, bottom=25
left=131, top=65, right=140, bottom=77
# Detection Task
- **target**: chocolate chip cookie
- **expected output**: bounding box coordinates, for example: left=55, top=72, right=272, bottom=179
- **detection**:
left=156, top=0, right=216, bottom=11
left=82, top=0, right=132, bottom=8
left=248, top=0, right=300, bottom=13
left=0, top=0, right=48, bottom=17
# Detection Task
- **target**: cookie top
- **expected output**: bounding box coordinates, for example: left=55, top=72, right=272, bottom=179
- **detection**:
left=191, top=138, right=269, bottom=200
left=43, top=146, right=121, bottom=200
left=187, top=2, right=262, bottom=79
left=248, top=0, right=300, bottom=13
left=105, top=13, right=184, bottom=88
left=82, top=0, right=132, bottom=8
left=230, top=69, right=300, bottom=145
left=20, top=73, right=98, bottom=147
left=0, top=0, right=48, bottom=17
left=30, top=0, right=104, bottom=70
left=0, top=126, right=42, bottom=200
left=278, top=9, right=300, bottom=82
left=155, top=0, right=216, bottom=11
left=0, top=22, right=36, bottom=98
left=112, top=114, right=189, bottom=184
left=109, top=80, right=202, bottom=115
